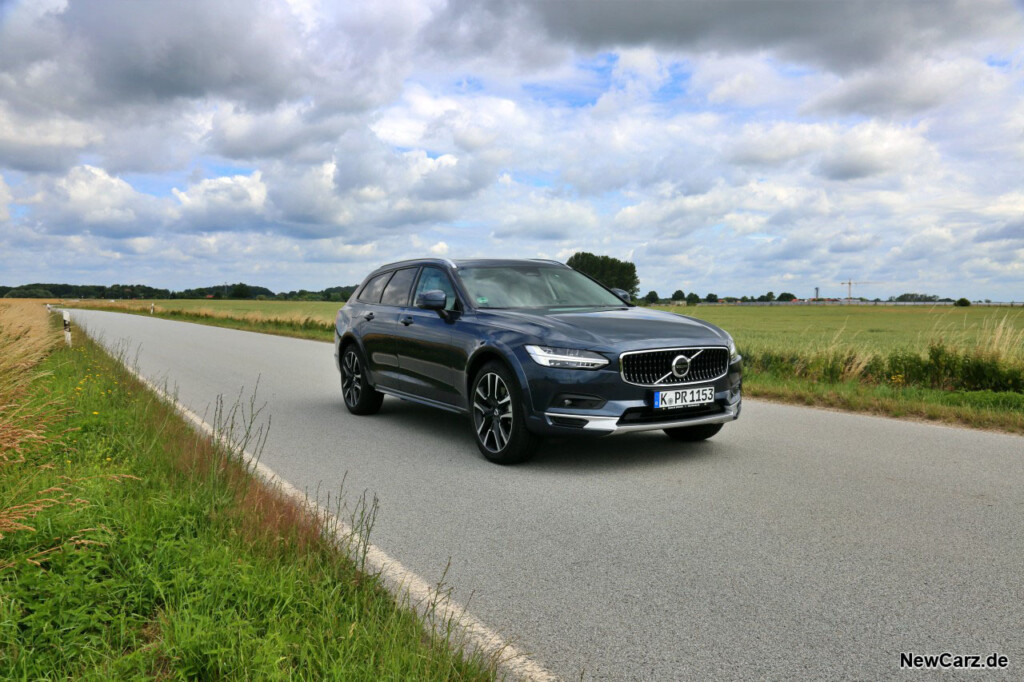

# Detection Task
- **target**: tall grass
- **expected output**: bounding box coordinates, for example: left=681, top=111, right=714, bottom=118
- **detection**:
left=68, top=299, right=335, bottom=341
left=740, top=314, right=1024, bottom=393
left=0, top=302, right=59, bottom=462
left=1, top=309, right=497, bottom=679
left=0, top=302, right=67, bottom=561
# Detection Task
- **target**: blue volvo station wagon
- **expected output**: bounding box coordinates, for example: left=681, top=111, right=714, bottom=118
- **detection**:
left=334, top=258, right=742, bottom=464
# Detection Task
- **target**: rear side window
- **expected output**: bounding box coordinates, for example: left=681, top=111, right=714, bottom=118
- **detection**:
left=358, top=272, right=392, bottom=303
left=380, top=267, right=418, bottom=307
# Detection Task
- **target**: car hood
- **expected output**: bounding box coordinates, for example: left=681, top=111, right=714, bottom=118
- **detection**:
left=477, top=307, right=729, bottom=352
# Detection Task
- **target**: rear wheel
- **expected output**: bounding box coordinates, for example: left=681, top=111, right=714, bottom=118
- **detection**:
left=341, top=344, right=383, bottom=415
left=664, top=423, right=723, bottom=442
left=471, top=361, right=539, bottom=464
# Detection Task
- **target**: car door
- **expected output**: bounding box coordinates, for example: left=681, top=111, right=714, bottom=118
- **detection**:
left=394, top=266, right=462, bottom=406
left=361, top=267, right=418, bottom=390
left=351, top=270, right=394, bottom=386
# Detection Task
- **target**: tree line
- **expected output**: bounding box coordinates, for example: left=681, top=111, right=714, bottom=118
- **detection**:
left=0, top=282, right=359, bottom=302
left=3, top=256, right=977, bottom=306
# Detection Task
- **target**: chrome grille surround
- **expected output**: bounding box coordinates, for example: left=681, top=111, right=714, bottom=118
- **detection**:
left=619, top=346, right=730, bottom=387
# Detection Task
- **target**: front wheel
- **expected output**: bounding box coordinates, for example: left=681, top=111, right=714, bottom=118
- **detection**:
left=341, top=344, right=383, bottom=415
left=470, top=361, right=540, bottom=464
left=663, top=422, right=723, bottom=442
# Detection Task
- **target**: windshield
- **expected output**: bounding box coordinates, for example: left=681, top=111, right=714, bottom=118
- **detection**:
left=457, top=265, right=625, bottom=309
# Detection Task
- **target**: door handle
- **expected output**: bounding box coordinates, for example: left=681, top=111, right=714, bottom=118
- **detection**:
left=400, top=316, right=414, bottom=326
left=363, top=312, right=375, bottom=321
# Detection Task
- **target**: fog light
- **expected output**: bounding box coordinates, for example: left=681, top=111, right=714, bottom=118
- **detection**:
left=552, top=394, right=606, bottom=409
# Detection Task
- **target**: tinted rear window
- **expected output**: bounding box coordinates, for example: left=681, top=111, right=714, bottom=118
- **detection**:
left=380, top=267, right=418, bottom=306
left=358, top=272, right=391, bottom=303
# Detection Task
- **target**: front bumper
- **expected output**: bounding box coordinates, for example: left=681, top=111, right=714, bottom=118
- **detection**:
left=521, top=351, right=743, bottom=436
left=544, top=399, right=740, bottom=435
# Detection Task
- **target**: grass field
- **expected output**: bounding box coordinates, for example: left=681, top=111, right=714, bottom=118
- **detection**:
left=68, top=298, right=1024, bottom=352
left=0, top=301, right=496, bottom=679
left=65, top=298, right=1024, bottom=432
left=660, top=303, right=1024, bottom=359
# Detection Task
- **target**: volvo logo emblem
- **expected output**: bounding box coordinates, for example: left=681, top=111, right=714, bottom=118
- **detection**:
left=671, top=354, right=691, bottom=379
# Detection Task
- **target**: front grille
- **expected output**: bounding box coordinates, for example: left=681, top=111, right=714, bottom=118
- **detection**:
left=620, top=347, right=730, bottom=387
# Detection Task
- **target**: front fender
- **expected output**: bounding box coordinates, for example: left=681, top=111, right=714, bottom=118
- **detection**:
left=464, top=332, right=535, bottom=415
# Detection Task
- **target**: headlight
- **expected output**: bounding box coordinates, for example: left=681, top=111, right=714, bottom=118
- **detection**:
left=727, top=335, right=739, bottom=361
left=525, top=345, right=609, bottom=369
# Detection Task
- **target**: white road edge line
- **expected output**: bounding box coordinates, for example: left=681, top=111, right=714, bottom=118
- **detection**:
left=118, top=361, right=560, bottom=682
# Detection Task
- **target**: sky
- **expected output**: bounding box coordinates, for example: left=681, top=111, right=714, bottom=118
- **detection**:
left=1, top=0, right=1023, bottom=301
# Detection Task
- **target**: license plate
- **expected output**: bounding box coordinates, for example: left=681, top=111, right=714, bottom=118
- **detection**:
left=654, top=386, right=716, bottom=409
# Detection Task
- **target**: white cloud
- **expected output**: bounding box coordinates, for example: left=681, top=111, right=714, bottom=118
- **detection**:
left=0, top=102, right=102, bottom=171
left=0, top=174, right=10, bottom=222
left=1, top=0, right=1023, bottom=299
left=172, top=171, right=269, bottom=231
left=817, top=121, right=937, bottom=181
left=23, top=165, right=171, bottom=238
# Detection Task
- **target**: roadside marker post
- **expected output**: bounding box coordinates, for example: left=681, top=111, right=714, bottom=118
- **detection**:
left=63, top=311, right=72, bottom=346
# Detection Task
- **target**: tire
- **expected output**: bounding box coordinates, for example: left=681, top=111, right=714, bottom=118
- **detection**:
left=663, top=422, right=723, bottom=442
left=470, top=361, right=540, bottom=464
left=340, top=344, right=384, bottom=415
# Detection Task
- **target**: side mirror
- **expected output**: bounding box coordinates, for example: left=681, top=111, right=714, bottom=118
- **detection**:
left=610, top=288, right=632, bottom=304
left=416, top=289, right=447, bottom=311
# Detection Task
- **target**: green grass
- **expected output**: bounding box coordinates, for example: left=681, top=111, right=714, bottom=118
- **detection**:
left=67, top=299, right=338, bottom=341
left=659, top=304, right=1024, bottom=432
left=659, top=303, right=1024, bottom=357
left=749, top=374, right=1024, bottom=433
left=1, top=319, right=496, bottom=679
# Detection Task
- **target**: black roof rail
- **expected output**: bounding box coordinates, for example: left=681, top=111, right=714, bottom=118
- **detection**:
left=373, top=257, right=458, bottom=271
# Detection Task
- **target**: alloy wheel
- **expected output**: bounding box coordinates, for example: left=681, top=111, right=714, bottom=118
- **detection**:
left=473, top=371, right=513, bottom=453
left=342, top=349, right=363, bottom=408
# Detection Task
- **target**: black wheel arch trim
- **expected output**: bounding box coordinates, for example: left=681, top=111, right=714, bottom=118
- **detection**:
left=464, top=341, right=534, bottom=418
left=337, top=333, right=378, bottom=388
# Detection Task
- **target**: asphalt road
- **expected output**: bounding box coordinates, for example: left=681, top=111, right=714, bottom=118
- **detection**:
left=71, top=309, right=1024, bottom=681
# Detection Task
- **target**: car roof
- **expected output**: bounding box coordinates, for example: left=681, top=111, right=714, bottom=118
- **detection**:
left=369, top=257, right=569, bottom=273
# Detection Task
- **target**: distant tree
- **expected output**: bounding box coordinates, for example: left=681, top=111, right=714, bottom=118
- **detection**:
left=3, top=287, right=54, bottom=298
left=685, top=292, right=700, bottom=306
left=566, top=252, right=640, bottom=298
left=777, top=292, right=796, bottom=302
left=644, top=290, right=660, bottom=304
left=893, top=293, right=940, bottom=303
left=324, top=285, right=359, bottom=302
left=230, top=283, right=252, bottom=299
left=740, top=295, right=749, bottom=302
left=672, top=289, right=685, bottom=301
left=954, top=297, right=971, bottom=307
left=704, top=293, right=718, bottom=303
left=756, top=291, right=776, bottom=303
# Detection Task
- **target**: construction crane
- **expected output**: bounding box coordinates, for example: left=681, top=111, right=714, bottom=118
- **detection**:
left=839, top=280, right=883, bottom=300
